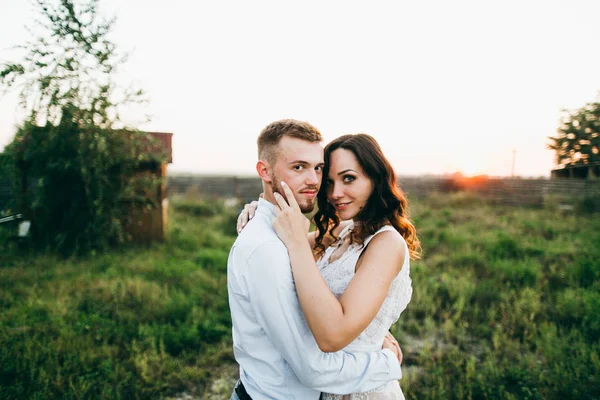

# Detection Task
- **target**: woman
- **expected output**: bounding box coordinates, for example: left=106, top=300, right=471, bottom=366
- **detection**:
left=238, top=134, right=420, bottom=399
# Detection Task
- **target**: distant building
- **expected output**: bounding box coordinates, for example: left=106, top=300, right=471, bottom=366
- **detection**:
left=122, top=131, right=173, bottom=243
left=551, top=162, right=600, bottom=179
left=9, top=129, right=173, bottom=244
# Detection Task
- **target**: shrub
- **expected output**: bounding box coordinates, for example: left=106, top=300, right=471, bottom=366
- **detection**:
left=0, top=0, right=161, bottom=256
left=5, top=119, right=164, bottom=255
left=577, top=197, right=597, bottom=214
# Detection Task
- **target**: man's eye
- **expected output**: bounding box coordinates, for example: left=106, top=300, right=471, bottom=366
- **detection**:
left=315, top=166, right=323, bottom=172
left=293, top=165, right=304, bottom=171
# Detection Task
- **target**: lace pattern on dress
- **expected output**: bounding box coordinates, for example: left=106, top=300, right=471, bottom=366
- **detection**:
left=316, top=223, right=412, bottom=400
left=321, top=380, right=405, bottom=400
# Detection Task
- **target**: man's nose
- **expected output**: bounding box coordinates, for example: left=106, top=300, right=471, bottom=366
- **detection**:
left=305, top=169, right=320, bottom=185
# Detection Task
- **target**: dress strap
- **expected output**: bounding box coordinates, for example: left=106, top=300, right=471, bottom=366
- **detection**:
left=362, top=225, right=398, bottom=248
left=361, top=225, right=410, bottom=271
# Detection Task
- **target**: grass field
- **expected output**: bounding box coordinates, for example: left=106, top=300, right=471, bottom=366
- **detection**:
left=1, top=193, right=599, bottom=399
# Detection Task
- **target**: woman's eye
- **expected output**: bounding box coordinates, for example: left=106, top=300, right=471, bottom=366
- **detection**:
left=343, top=175, right=355, bottom=183
left=325, top=179, right=333, bottom=185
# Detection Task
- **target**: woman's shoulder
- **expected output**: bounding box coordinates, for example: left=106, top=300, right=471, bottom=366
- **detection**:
left=356, top=226, right=407, bottom=275
left=364, top=226, right=408, bottom=260
left=369, top=224, right=405, bottom=244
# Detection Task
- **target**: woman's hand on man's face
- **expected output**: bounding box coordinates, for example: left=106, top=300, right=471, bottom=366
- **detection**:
left=272, top=181, right=311, bottom=249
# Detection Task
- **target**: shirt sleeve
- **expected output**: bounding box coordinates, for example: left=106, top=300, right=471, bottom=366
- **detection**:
left=244, top=241, right=402, bottom=394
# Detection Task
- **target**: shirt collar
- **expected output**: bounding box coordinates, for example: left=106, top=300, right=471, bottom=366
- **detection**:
left=257, top=198, right=277, bottom=218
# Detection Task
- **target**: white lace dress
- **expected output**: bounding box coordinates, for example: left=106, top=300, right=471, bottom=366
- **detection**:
left=317, top=223, right=412, bottom=400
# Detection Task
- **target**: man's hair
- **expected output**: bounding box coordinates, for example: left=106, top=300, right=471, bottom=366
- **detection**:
left=257, top=119, right=323, bottom=165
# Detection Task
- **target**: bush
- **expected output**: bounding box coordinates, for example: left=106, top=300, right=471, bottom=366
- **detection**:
left=577, top=197, right=597, bottom=214
left=4, top=118, right=164, bottom=255
left=0, top=0, right=159, bottom=256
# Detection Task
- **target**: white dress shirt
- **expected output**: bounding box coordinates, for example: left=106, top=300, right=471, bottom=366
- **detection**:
left=227, top=199, right=402, bottom=400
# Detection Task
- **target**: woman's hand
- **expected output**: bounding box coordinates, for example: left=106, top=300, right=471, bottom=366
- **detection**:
left=236, top=194, right=263, bottom=234
left=272, top=182, right=311, bottom=250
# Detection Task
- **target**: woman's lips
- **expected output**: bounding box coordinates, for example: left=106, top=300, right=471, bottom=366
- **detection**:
left=334, top=202, right=351, bottom=210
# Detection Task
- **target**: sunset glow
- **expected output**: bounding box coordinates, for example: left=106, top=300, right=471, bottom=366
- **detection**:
left=1, top=0, right=600, bottom=178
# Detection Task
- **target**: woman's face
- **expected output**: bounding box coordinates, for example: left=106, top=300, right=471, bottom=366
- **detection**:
left=325, top=148, right=374, bottom=221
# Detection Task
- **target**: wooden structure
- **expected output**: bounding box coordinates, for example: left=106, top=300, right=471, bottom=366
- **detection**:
left=551, top=162, right=600, bottom=179
left=123, top=131, right=173, bottom=243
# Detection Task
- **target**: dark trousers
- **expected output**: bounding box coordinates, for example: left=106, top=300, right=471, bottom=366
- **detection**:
left=231, top=380, right=252, bottom=400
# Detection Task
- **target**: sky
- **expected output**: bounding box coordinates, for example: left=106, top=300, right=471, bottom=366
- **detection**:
left=1, top=0, right=600, bottom=178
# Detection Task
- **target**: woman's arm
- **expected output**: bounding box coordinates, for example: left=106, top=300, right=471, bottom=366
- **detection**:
left=272, top=184, right=406, bottom=352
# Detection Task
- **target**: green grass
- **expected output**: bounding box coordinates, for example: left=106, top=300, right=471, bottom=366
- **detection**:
left=398, top=192, right=600, bottom=400
left=0, top=192, right=599, bottom=399
left=0, top=199, right=238, bottom=399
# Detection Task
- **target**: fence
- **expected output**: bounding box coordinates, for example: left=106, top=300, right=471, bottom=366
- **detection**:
left=167, top=175, right=264, bottom=202
left=1, top=174, right=598, bottom=212
left=166, top=175, right=600, bottom=209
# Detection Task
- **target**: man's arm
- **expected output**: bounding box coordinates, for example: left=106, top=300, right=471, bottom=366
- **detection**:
left=245, top=241, right=401, bottom=394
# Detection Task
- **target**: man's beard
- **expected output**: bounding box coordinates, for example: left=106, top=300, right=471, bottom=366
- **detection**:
left=271, top=174, right=316, bottom=214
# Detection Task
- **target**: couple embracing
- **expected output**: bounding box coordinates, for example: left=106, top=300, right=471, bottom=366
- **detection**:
left=227, top=119, right=421, bottom=399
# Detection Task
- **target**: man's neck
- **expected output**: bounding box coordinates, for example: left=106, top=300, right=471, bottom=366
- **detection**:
left=262, top=183, right=278, bottom=206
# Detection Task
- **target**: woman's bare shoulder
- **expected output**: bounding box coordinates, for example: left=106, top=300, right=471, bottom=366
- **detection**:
left=357, top=228, right=407, bottom=273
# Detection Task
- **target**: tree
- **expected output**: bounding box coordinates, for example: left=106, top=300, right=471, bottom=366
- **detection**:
left=0, top=0, right=162, bottom=255
left=548, top=94, right=600, bottom=168
left=0, top=0, right=146, bottom=127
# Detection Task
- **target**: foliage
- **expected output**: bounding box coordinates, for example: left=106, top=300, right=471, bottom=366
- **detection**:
left=0, top=0, right=146, bottom=127
left=548, top=93, right=600, bottom=168
left=1, top=194, right=599, bottom=399
left=0, top=151, right=18, bottom=214
left=0, top=0, right=162, bottom=255
left=7, top=114, right=162, bottom=255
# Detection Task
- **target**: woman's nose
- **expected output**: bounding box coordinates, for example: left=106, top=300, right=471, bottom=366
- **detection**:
left=330, top=183, right=343, bottom=199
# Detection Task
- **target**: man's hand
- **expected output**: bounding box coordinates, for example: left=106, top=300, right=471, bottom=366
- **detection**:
left=383, top=331, right=403, bottom=365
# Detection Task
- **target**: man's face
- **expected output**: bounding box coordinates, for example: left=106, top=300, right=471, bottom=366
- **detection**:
left=270, top=136, right=324, bottom=213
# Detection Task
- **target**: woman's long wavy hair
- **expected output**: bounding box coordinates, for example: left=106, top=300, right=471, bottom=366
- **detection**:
left=313, top=134, right=421, bottom=260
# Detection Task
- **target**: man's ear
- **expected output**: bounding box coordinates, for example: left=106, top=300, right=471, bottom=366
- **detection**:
left=256, top=160, right=272, bottom=183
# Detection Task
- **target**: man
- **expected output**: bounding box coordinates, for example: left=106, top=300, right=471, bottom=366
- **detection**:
left=227, top=119, right=402, bottom=400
